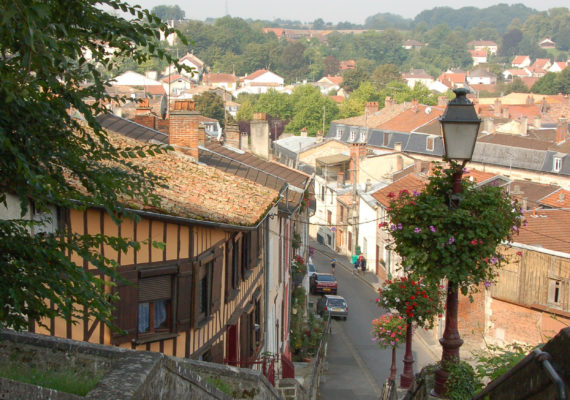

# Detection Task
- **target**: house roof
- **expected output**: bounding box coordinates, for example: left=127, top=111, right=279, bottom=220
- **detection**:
left=512, top=55, right=530, bottom=64
left=505, top=69, right=531, bottom=77
left=403, top=69, right=433, bottom=79
left=316, top=154, right=351, bottom=165
left=100, top=127, right=278, bottom=226
left=508, top=180, right=560, bottom=209
left=160, top=74, right=192, bottom=83
left=539, top=189, right=570, bottom=208
left=515, top=209, right=570, bottom=253
left=203, top=73, right=237, bottom=84
left=470, top=49, right=488, bottom=58
left=320, top=75, right=343, bottom=85
left=376, top=104, right=445, bottom=133
left=403, top=39, right=423, bottom=46
left=531, top=58, right=551, bottom=70
left=178, top=52, right=204, bottom=69
left=437, top=72, right=466, bottom=84
left=469, top=40, right=497, bottom=47
left=371, top=174, right=426, bottom=207
left=333, top=103, right=407, bottom=128
left=244, top=69, right=271, bottom=81
left=273, top=136, right=317, bottom=154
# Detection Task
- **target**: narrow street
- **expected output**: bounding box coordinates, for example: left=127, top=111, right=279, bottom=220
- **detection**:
left=308, top=240, right=438, bottom=400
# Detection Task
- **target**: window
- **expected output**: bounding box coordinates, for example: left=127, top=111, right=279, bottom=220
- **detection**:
left=350, top=129, right=356, bottom=142
left=193, top=245, right=223, bottom=327
left=554, top=157, right=562, bottom=172
left=383, top=132, right=389, bottom=146
left=336, top=127, right=343, bottom=139
left=321, top=184, right=325, bottom=201
left=340, top=206, right=344, bottom=223
left=548, top=279, right=562, bottom=306
left=427, top=136, right=435, bottom=151
left=138, top=275, right=173, bottom=334
left=327, top=210, right=332, bottom=225
left=360, top=131, right=366, bottom=143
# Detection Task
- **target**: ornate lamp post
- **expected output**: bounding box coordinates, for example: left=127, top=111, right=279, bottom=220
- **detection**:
left=433, top=88, right=481, bottom=397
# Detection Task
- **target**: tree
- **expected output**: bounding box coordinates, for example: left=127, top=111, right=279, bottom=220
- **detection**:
left=151, top=5, right=185, bottom=21
left=286, top=85, right=339, bottom=135
left=370, top=64, right=402, bottom=90
left=193, top=91, right=226, bottom=127
left=323, top=56, right=340, bottom=76
left=341, top=67, right=371, bottom=92
left=0, top=0, right=184, bottom=330
left=236, top=99, right=254, bottom=122
left=339, top=81, right=381, bottom=118
left=531, top=72, right=558, bottom=94
left=510, top=77, right=529, bottom=93
left=500, top=29, right=523, bottom=57
left=254, top=89, right=293, bottom=120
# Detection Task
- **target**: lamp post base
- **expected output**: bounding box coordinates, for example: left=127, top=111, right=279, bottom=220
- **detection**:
left=400, top=322, right=415, bottom=389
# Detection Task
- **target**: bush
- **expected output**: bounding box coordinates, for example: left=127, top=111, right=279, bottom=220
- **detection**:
left=446, top=360, right=481, bottom=400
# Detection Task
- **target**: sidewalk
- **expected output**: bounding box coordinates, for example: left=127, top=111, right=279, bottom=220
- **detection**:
left=309, top=239, right=441, bottom=361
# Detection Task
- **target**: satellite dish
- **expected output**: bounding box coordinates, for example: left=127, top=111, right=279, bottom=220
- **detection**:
left=425, top=106, right=432, bottom=114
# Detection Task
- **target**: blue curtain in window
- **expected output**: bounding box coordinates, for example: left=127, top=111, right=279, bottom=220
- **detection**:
left=154, top=300, right=167, bottom=328
left=138, top=303, right=150, bottom=333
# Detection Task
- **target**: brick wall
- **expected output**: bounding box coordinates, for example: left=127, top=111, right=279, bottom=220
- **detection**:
left=169, top=110, right=202, bottom=159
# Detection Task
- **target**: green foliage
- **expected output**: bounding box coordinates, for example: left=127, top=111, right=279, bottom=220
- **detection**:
left=0, top=0, right=183, bottom=330
left=445, top=360, right=481, bottom=400
left=382, top=163, right=523, bottom=291
left=370, top=64, right=402, bottom=91
left=205, top=376, right=233, bottom=395
left=0, top=360, right=106, bottom=396
left=472, top=342, right=534, bottom=383
left=193, top=91, right=226, bottom=127
left=377, top=274, right=444, bottom=328
left=286, top=85, right=339, bottom=135
left=236, top=99, right=254, bottom=121
left=371, top=313, right=407, bottom=349
left=531, top=69, right=570, bottom=95
left=254, top=90, right=293, bottom=120
left=291, top=255, right=307, bottom=275
left=151, top=5, right=185, bottom=21
left=339, top=81, right=381, bottom=118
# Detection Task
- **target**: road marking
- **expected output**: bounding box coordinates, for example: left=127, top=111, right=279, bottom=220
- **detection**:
left=333, top=319, right=382, bottom=397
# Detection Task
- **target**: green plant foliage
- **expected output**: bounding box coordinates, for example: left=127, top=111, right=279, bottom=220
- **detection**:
left=472, top=342, right=534, bottom=384
left=0, top=0, right=186, bottom=331
left=381, top=163, right=523, bottom=292
left=377, top=274, right=444, bottom=328
left=445, top=360, right=481, bottom=400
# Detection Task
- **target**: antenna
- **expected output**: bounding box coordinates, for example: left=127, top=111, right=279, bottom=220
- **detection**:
left=225, top=0, right=229, bottom=16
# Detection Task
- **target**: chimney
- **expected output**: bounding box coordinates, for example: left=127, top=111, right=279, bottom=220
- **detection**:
left=493, top=99, right=502, bottom=117
left=438, top=96, right=448, bottom=107
left=337, top=171, right=345, bottom=186
left=396, top=155, right=403, bottom=171
left=365, top=178, right=371, bottom=192
left=134, top=98, right=157, bottom=130
left=240, top=131, right=249, bottom=150
left=522, top=197, right=528, bottom=210
left=414, top=159, right=422, bottom=173
left=250, top=114, right=271, bottom=160
left=526, top=95, right=534, bottom=105
left=534, top=116, right=542, bottom=129
left=502, top=107, right=510, bottom=119
left=384, top=96, right=393, bottom=108
left=349, top=143, right=366, bottom=185
left=394, top=142, right=402, bottom=152
left=365, top=101, right=379, bottom=115
left=484, top=117, right=495, bottom=135
left=169, top=100, right=202, bottom=160
left=225, top=123, right=240, bottom=148
left=555, top=117, right=568, bottom=144
left=300, top=128, right=308, bottom=137
left=519, top=116, right=528, bottom=136
left=540, top=97, right=549, bottom=113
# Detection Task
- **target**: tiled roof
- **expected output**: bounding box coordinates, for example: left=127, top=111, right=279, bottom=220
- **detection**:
left=102, top=129, right=278, bottom=226
left=516, top=209, right=570, bottom=253
left=470, top=49, right=487, bottom=58
left=333, top=103, right=407, bottom=128
left=478, top=133, right=551, bottom=150
left=245, top=69, right=269, bottom=80
left=512, top=55, right=529, bottom=64
left=179, top=53, right=204, bottom=68
left=469, top=40, right=497, bottom=47
left=371, top=174, right=426, bottom=207
left=323, top=75, right=343, bottom=85
left=376, top=105, right=445, bottom=133
left=203, top=73, right=237, bottom=84
left=160, top=74, right=191, bottom=83
left=508, top=180, right=559, bottom=209
left=464, top=169, right=501, bottom=184
left=539, top=189, right=570, bottom=208
left=437, top=72, right=466, bottom=84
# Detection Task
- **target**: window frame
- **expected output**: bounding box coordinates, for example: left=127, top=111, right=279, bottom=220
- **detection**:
left=426, top=136, right=435, bottom=151
left=554, top=157, right=562, bottom=172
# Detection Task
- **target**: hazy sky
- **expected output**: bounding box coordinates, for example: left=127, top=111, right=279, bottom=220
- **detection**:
left=129, top=0, right=566, bottom=24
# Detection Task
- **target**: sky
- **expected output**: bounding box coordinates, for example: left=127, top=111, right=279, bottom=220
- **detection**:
left=128, top=0, right=566, bottom=24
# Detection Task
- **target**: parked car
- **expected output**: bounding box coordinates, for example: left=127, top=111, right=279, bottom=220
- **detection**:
left=308, top=262, right=316, bottom=279
left=316, top=295, right=348, bottom=320
left=310, top=273, right=338, bottom=295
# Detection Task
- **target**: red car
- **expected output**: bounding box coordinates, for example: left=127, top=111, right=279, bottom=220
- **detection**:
left=310, top=273, right=338, bottom=295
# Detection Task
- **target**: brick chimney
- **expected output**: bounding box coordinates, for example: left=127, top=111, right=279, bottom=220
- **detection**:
left=134, top=98, right=157, bottom=130
left=337, top=171, right=345, bottom=186
left=225, top=123, right=240, bottom=148
left=438, top=96, right=448, bottom=107
left=396, top=155, right=403, bottom=171
left=555, top=117, right=568, bottom=144
left=349, top=143, right=367, bottom=185
left=365, top=101, right=379, bottom=115
left=493, top=99, right=502, bottom=117
left=384, top=96, right=393, bottom=108
left=300, top=127, right=308, bottom=137
left=169, top=100, right=203, bottom=160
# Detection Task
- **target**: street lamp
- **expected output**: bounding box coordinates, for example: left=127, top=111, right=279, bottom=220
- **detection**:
left=433, top=88, right=481, bottom=397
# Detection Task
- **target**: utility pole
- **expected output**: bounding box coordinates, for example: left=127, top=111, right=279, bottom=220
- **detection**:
left=322, top=105, right=326, bottom=137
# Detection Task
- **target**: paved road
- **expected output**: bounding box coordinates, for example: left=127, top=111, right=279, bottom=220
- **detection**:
left=309, top=241, right=437, bottom=400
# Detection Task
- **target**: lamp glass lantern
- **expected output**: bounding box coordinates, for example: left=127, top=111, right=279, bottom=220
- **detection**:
left=439, top=88, right=481, bottom=161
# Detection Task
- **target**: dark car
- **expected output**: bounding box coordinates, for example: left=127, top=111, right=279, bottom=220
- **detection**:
left=316, top=295, right=348, bottom=320
left=310, top=273, right=338, bottom=295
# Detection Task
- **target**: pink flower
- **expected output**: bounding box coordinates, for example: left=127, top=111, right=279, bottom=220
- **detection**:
left=516, top=251, right=523, bottom=256
left=471, top=239, right=478, bottom=245
left=414, top=227, right=421, bottom=233
left=388, top=192, right=395, bottom=198
left=429, top=225, right=436, bottom=232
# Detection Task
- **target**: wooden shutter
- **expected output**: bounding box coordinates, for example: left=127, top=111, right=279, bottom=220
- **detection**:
left=225, top=239, right=233, bottom=301
left=112, top=267, right=138, bottom=344
left=235, top=235, right=243, bottom=282
left=176, top=260, right=193, bottom=332
left=192, top=260, right=207, bottom=327
left=249, top=229, right=258, bottom=268
left=212, top=244, right=224, bottom=313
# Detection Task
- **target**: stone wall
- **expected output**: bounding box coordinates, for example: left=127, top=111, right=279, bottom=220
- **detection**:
left=0, top=330, right=283, bottom=400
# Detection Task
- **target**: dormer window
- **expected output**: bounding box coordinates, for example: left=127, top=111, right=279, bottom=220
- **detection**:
left=350, top=129, right=356, bottom=142
left=426, top=136, right=435, bottom=151
left=554, top=157, right=562, bottom=172
left=336, top=127, right=343, bottom=139
left=360, top=131, right=366, bottom=143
